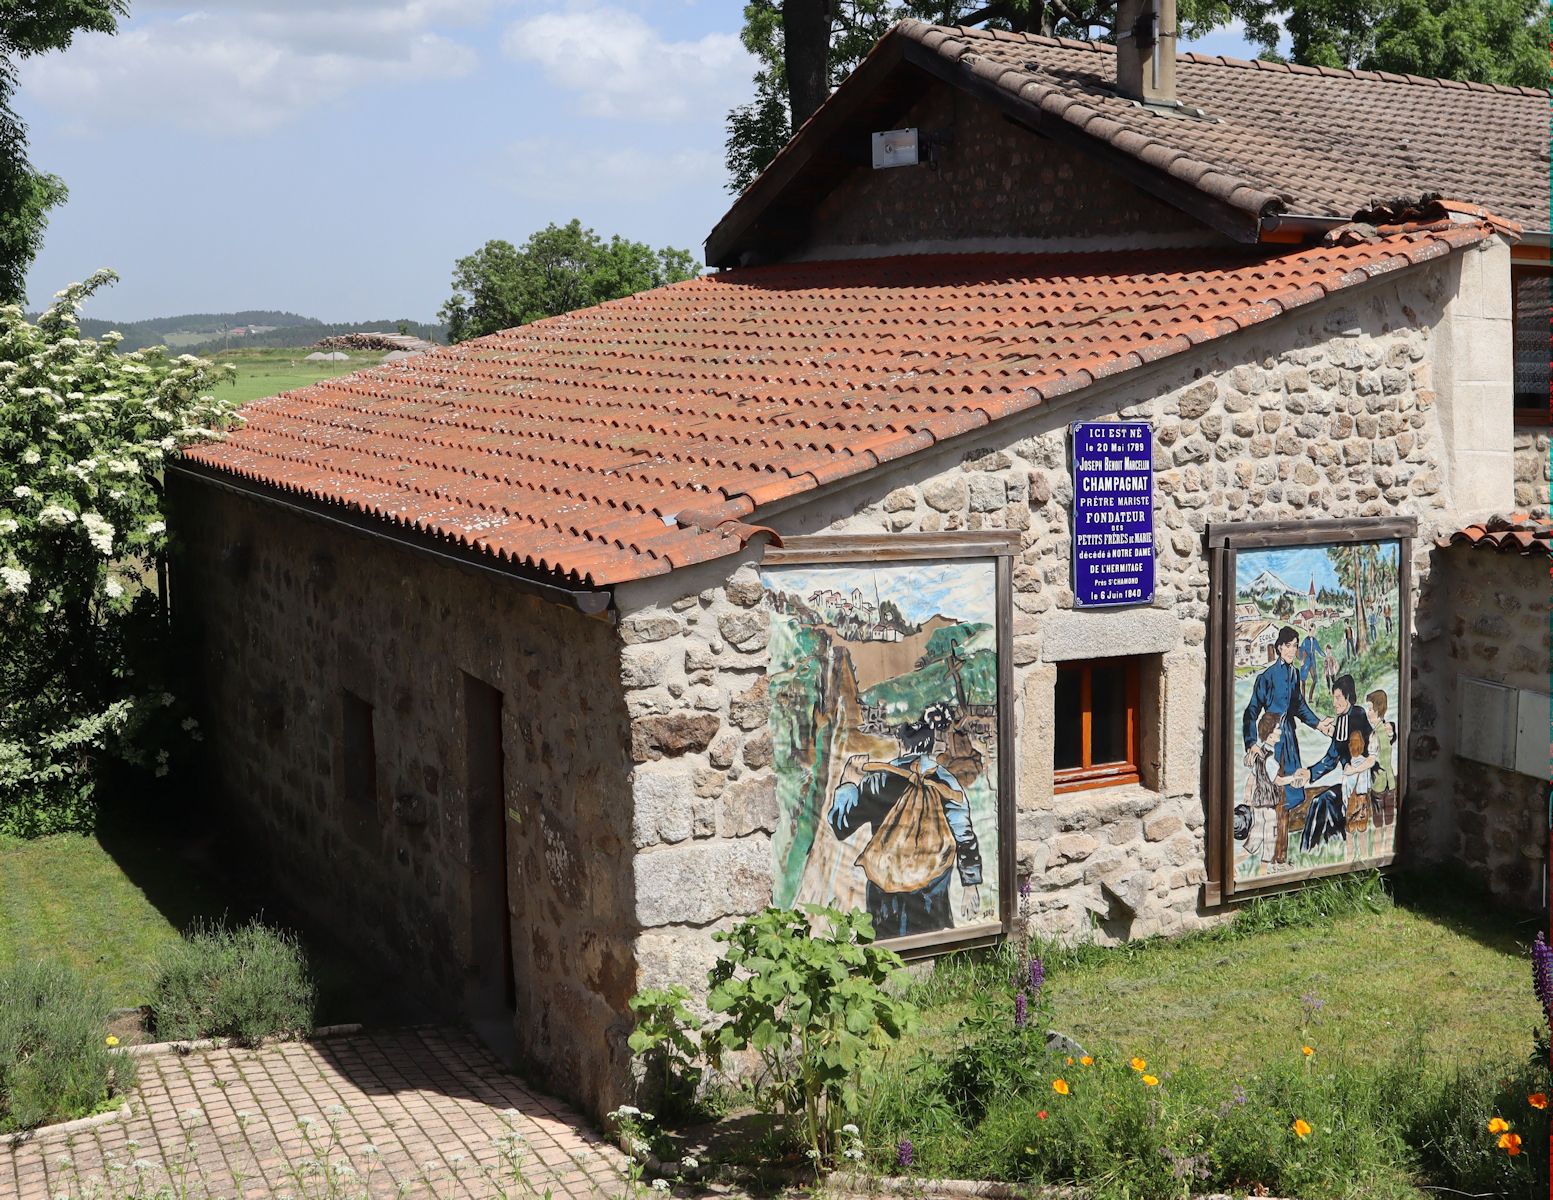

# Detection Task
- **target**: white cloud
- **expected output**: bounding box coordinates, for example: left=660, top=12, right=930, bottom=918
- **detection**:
left=19, top=4, right=485, bottom=136
left=501, top=4, right=752, bottom=120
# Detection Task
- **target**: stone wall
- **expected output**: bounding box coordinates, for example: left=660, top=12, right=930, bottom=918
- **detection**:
left=169, top=480, right=637, bottom=1115
left=1513, top=428, right=1550, bottom=515
left=1437, top=546, right=1548, bottom=912
left=615, top=256, right=1470, bottom=988
left=795, top=76, right=1223, bottom=260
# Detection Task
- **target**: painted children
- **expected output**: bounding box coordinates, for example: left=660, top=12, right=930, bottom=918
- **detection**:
left=1365, top=689, right=1396, bottom=826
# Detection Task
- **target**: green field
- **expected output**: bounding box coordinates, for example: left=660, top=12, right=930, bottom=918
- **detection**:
left=207, top=346, right=377, bottom=405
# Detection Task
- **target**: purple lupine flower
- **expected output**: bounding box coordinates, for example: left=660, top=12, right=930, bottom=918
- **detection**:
left=1019, top=875, right=1033, bottom=902
left=1014, top=989, right=1028, bottom=1029
left=897, top=1140, right=914, bottom=1169
left=1027, top=956, right=1045, bottom=994
left=1534, top=932, right=1553, bottom=1028
left=1300, top=991, right=1324, bottom=1017
left=1231, top=1083, right=1248, bottom=1106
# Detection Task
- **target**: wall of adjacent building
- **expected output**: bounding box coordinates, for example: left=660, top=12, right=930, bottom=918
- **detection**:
left=1513, top=428, right=1550, bottom=515
left=169, top=480, right=638, bottom=1116
left=791, top=75, right=1228, bottom=261
left=615, top=255, right=1480, bottom=997
left=1437, top=546, right=1548, bottom=913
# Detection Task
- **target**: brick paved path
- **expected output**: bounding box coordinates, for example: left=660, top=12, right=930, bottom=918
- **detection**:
left=1, top=1027, right=628, bottom=1200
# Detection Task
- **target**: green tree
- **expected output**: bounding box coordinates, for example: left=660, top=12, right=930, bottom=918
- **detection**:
left=0, top=271, right=239, bottom=835
left=1267, top=0, right=1544, bottom=86
left=438, top=220, right=699, bottom=344
left=0, top=2, right=126, bottom=305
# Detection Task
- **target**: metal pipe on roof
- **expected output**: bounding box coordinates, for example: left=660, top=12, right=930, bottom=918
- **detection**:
left=1257, top=211, right=1350, bottom=243
left=166, top=461, right=617, bottom=621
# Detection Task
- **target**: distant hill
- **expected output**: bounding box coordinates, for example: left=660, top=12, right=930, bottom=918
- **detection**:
left=33, top=311, right=445, bottom=353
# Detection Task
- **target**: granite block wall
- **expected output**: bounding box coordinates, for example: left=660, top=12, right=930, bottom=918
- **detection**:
left=169, top=480, right=638, bottom=1115
left=796, top=75, right=1224, bottom=259
left=1438, top=546, right=1548, bottom=913
left=615, top=258, right=1469, bottom=993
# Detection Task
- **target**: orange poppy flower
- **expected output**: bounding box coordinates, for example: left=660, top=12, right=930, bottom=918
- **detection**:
left=1142, top=1075, right=1160, bottom=1087
left=1066, top=1056, right=1074, bottom=1065
left=1529, top=1093, right=1548, bottom=1110
left=1487, top=1117, right=1510, bottom=1134
left=1130, top=1057, right=1146, bottom=1072
left=1292, top=1119, right=1312, bottom=1139
left=1052, top=1079, right=1070, bottom=1096
left=1036, top=1111, right=1048, bottom=1120
left=1499, top=1132, right=1522, bottom=1156
left=1301, top=1046, right=1314, bottom=1057
left=1080, top=1056, right=1094, bottom=1066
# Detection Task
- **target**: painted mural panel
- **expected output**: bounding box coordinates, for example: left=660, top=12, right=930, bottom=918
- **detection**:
left=1230, top=539, right=1403, bottom=886
left=761, top=558, right=1002, bottom=944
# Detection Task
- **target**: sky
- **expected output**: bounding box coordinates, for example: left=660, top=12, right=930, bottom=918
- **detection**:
left=15, top=3, right=1269, bottom=324
left=1235, top=543, right=1400, bottom=596
left=763, top=560, right=996, bottom=627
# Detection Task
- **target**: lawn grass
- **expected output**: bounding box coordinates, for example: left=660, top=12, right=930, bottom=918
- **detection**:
left=206, top=346, right=373, bottom=405
left=865, top=874, right=1546, bottom=1199
left=909, top=872, right=1540, bottom=1073
left=0, top=814, right=423, bottom=1027
left=0, top=830, right=214, bottom=1008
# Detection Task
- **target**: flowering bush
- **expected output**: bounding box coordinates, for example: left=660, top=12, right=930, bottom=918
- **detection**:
left=0, top=271, right=236, bottom=834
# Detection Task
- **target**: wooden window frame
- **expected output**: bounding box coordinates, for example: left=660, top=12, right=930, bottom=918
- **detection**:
left=1202, top=516, right=1415, bottom=906
left=1512, top=262, right=1551, bottom=427
left=1054, top=657, right=1142, bottom=794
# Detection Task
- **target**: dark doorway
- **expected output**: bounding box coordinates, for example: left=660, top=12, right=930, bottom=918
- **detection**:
left=463, top=673, right=516, bottom=1062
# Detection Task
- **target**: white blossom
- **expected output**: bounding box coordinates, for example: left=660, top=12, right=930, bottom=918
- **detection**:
left=21, top=448, right=40, bottom=465
left=1, top=566, right=29, bottom=595
left=144, top=520, right=166, bottom=537
left=104, top=578, right=124, bottom=599
left=38, top=505, right=75, bottom=526
left=81, top=512, right=115, bottom=555
left=0, top=519, right=17, bottom=535
left=12, top=485, right=31, bottom=498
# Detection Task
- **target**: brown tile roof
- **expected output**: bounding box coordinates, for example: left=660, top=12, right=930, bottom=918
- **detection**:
left=902, top=22, right=1549, bottom=230
left=1441, top=513, right=1553, bottom=556
left=181, top=225, right=1490, bottom=588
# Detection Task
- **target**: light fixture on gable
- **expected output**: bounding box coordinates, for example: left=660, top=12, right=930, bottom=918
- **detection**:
left=871, top=128, right=919, bottom=169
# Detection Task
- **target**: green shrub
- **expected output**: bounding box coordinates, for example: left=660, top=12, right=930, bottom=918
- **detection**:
left=0, top=958, right=134, bottom=1132
left=0, top=274, right=240, bottom=836
left=150, top=919, right=315, bottom=1045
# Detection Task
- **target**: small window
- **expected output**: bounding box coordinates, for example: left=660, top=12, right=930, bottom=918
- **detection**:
left=1054, top=657, right=1141, bottom=792
left=340, top=689, right=377, bottom=819
left=1512, top=265, right=1550, bottom=425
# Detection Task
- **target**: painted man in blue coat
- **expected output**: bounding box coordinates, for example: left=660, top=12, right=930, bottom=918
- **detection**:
left=1243, top=627, right=1336, bottom=848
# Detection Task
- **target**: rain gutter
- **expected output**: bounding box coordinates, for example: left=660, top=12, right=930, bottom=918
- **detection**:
left=167, top=460, right=617, bottom=622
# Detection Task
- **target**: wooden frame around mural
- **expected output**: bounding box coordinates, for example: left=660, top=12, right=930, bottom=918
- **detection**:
left=1204, top=517, right=1416, bottom=903
left=761, top=531, right=1018, bottom=958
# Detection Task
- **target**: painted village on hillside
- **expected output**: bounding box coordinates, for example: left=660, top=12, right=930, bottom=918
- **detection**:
left=1230, top=541, right=1403, bottom=886
left=761, top=560, right=1003, bottom=942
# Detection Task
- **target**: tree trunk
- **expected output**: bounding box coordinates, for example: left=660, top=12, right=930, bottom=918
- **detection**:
left=783, top=0, right=833, bottom=129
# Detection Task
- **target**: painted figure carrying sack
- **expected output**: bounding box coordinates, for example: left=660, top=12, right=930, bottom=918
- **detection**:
left=854, top=759, right=959, bottom=893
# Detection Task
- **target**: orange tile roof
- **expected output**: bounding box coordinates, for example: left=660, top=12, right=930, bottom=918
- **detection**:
left=182, top=225, right=1490, bottom=588
left=1441, top=513, right=1553, bottom=557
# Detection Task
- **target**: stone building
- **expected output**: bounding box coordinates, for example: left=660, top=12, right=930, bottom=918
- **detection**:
left=169, top=19, right=1548, bottom=1118
left=1435, top=515, right=1551, bottom=913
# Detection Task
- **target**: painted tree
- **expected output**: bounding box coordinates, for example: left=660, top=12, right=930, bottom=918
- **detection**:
left=0, top=1, right=126, bottom=305
left=1328, top=543, right=1384, bottom=656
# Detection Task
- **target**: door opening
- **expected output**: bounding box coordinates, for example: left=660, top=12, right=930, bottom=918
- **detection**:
left=463, top=674, right=516, bottom=1055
